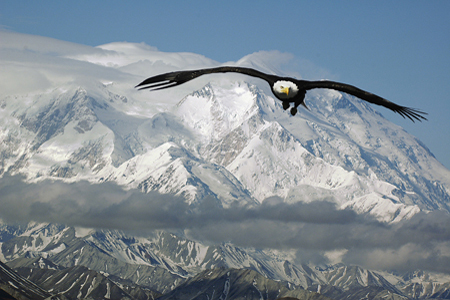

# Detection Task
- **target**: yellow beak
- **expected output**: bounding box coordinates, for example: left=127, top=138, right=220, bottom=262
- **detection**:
left=281, top=87, right=289, bottom=96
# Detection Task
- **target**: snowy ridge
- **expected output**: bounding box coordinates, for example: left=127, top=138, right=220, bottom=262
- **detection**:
left=7, top=80, right=436, bottom=219
left=0, top=259, right=52, bottom=299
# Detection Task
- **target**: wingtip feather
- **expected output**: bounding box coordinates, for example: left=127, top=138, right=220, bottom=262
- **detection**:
left=397, top=107, right=428, bottom=122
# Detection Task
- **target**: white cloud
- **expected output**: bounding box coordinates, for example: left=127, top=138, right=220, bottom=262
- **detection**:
left=1, top=175, right=450, bottom=274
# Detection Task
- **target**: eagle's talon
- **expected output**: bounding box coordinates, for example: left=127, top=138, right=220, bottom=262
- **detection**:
left=290, top=107, right=297, bottom=116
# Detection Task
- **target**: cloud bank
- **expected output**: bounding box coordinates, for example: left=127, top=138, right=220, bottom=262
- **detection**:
left=1, top=175, right=449, bottom=274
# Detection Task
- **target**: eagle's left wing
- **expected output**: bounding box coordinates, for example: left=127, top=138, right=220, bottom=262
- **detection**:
left=136, top=67, right=277, bottom=91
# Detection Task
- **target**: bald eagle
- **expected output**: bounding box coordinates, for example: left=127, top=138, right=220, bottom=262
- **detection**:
left=136, top=66, right=427, bottom=122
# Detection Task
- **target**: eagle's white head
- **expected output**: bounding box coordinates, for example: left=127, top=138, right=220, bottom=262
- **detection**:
left=273, top=80, right=299, bottom=100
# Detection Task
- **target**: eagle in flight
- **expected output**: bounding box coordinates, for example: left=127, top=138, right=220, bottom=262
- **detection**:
left=136, top=66, right=427, bottom=122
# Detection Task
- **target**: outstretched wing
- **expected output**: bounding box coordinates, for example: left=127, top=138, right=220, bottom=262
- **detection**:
left=303, top=80, right=428, bottom=122
left=135, top=66, right=277, bottom=91
left=136, top=67, right=427, bottom=122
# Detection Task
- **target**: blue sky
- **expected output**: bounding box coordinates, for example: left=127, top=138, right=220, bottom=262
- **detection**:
left=1, top=1, right=449, bottom=168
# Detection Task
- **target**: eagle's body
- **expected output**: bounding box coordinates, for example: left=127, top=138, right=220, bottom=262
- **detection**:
left=136, top=66, right=427, bottom=122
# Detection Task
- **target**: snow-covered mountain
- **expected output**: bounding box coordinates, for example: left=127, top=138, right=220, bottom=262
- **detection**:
left=1, top=32, right=449, bottom=219
left=2, top=31, right=450, bottom=298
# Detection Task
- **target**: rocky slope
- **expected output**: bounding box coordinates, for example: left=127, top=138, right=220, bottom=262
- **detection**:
left=2, top=222, right=450, bottom=300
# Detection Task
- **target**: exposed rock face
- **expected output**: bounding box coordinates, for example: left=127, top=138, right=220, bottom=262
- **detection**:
left=158, top=268, right=331, bottom=300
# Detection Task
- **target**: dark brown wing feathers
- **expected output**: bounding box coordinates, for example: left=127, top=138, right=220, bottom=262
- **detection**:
left=304, top=80, right=427, bottom=122
left=135, top=66, right=277, bottom=91
left=136, top=67, right=427, bottom=122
